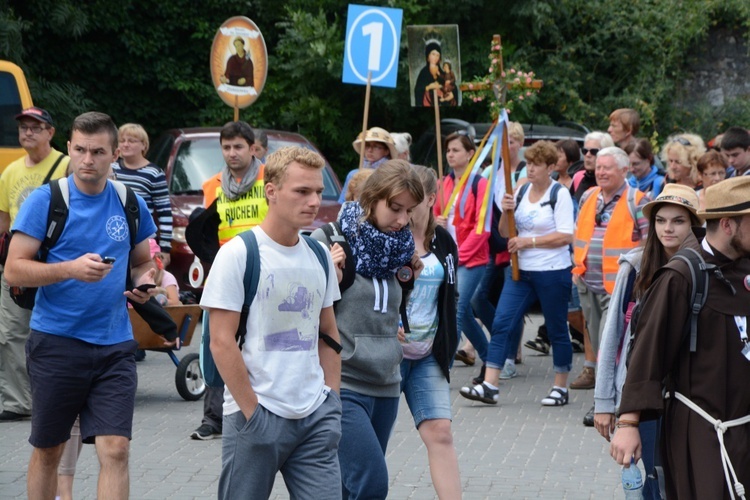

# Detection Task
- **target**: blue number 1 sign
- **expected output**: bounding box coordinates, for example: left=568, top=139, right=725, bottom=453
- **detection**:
left=342, top=4, right=402, bottom=88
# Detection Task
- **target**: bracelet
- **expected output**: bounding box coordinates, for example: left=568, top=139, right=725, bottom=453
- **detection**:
left=532, top=237, right=537, bottom=248
left=615, top=419, right=640, bottom=429
left=615, top=422, right=639, bottom=429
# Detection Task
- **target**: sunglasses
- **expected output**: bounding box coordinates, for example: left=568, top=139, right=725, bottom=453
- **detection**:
left=582, top=148, right=600, bottom=156
left=671, top=137, right=691, bottom=147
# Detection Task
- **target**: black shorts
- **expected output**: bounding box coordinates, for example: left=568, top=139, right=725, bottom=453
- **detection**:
left=25, top=330, right=138, bottom=448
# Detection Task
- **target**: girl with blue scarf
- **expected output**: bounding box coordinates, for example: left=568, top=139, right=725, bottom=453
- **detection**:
left=312, top=160, right=424, bottom=499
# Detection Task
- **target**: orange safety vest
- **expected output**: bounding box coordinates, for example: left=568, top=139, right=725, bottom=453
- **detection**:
left=202, top=167, right=268, bottom=246
left=572, top=186, right=644, bottom=294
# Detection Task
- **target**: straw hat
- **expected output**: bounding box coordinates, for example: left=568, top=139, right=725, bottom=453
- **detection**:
left=697, top=176, right=750, bottom=219
left=352, top=127, right=398, bottom=159
left=642, top=183, right=702, bottom=224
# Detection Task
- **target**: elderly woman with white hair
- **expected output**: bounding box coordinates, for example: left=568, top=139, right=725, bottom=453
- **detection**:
left=391, top=132, right=412, bottom=161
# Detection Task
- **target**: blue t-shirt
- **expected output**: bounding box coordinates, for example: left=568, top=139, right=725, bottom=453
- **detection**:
left=12, top=176, right=157, bottom=345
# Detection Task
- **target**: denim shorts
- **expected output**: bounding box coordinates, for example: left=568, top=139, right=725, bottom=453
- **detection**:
left=400, top=355, right=452, bottom=428
left=26, top=330, right=138, bottom=448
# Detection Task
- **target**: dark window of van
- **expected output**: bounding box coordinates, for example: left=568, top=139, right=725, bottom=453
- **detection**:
left=0, top=72, right=23, bottom=147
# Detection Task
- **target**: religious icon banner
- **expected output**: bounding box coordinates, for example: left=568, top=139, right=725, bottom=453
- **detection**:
left=210, top=16, right=268, bottom=109
left=407, top=25, right=461, bottom=107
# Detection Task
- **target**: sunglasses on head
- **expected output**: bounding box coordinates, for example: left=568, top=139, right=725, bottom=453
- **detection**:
left=582, top=148, right=600, bottom=156
left=671, top=137, right=691, bottom=147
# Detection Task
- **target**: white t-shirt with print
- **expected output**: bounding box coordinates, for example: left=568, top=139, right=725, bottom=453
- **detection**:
left=513, top=181, right=575, bottom=271
left=200, top=226, right=340, bottom=419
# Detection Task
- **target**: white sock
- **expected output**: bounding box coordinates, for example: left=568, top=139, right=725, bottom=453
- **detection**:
left=553, top=386, right=567, bottom=392
left=482, top=381, right=498, bottom=391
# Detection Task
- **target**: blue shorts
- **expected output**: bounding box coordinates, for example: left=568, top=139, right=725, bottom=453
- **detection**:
left=400, top=354, right=451, bottom=428
left=25, top=330, right=138, bottom=448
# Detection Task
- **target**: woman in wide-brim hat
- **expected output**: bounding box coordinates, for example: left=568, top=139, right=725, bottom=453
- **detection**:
left=593, top=182, right=703, bottom=498
left=339, top=127, right=398, bottom=203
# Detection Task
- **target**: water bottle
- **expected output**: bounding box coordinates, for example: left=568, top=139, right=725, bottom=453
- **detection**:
left=621, top=458, right=643, bottom=499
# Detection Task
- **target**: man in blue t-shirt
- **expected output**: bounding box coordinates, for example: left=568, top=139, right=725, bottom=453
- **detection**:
left=5, top=111, right=166, bottom=500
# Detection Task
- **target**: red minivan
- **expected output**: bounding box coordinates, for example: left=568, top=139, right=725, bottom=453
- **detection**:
left=148, top=127, right=342, bottom=295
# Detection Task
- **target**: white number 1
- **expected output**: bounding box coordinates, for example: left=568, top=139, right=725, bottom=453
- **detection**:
left=362, top=22, right=383, bottom=72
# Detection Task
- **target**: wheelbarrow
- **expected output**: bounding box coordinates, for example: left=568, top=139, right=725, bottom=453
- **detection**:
left=129, top=304, right=205, bottom=401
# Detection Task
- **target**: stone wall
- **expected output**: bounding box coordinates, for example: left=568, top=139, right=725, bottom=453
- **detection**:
left=681, top=26, right=750, bottom=108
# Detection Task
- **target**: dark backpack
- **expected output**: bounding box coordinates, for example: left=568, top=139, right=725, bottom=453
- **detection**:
left=626, top=247, right=711, bottom=368
left=10, top=178, right=139, bottom=309
left=316, top=221, right=356, bottom=295
left=0, top=153, right=67, bottom=267
left=200, top=230, right=331, bottom=388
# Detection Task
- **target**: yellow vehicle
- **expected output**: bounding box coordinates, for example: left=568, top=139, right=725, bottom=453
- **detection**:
left=0, top=60, right=33, bottom=172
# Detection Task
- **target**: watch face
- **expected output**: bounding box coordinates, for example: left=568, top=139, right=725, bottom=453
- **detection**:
left=397, top=266, right=413, bottom=282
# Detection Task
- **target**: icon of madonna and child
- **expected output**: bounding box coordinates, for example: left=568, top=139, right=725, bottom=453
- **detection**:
left=408, top=26, right=461, bottom=107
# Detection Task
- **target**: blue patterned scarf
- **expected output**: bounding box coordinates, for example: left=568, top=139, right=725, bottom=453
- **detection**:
left=338, top=202, right=415, bottom=279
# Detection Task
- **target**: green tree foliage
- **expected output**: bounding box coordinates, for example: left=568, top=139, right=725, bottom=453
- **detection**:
left=1, top=0, right=748, bottom=176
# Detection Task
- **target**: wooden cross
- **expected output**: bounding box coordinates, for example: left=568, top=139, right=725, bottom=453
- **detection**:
left=460, top=35, right=543, bottom=280
left=459, top=34, right=543, bottom=115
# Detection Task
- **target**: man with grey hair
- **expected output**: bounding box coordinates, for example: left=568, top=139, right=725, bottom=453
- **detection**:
left=571, top=146, right=650, bottom=426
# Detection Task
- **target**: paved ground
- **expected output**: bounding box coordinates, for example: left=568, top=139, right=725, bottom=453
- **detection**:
left=0, top=314, right=629, bottom=499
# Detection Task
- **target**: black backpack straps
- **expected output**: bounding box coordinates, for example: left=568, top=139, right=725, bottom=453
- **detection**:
left=671, top=247, right=710, bottom=353
left=41, top=178, right=70, bottom=262
left=109, top=180, right=140, bottom=251
left=515, top=183, right=530, bottom=207
left=322, top=221, right=355, bottom=293
left=42, top=153, right=67, bottom=185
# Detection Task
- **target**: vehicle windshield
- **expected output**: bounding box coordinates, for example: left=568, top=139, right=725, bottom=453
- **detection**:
left=0, top=71, right=23, bottom=148
left=170, top=137, right=340, bottom=199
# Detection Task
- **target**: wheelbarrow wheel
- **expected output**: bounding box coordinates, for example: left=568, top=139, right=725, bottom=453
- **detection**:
left=175, top=353, right=205, bottom=401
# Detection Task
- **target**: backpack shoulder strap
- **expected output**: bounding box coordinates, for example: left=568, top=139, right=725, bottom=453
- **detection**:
left=670, top=247, right=710, bottom=352
left=540, top=182, right=563, bottom=211
left=626, top=185, right=638, bottom=226
left=301, top=234, right=330, bottom=284
left=239, top=230, right=261, bottom=309
left=40, top=178, right=70, bottom=262
left=471, top=174, right=482, bottom=199
left=321, top=221, right=355, bottom=293
left=515, top=183, right=530, bottom=206
left=110, top=180, right=140, bottom=251
left=42, top=153, right=67, bottom=185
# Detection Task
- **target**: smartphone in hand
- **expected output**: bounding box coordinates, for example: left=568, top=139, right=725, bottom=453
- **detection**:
left=101, top=256, right=116, bottom=264
left=135, top=283, right=156, bottom=293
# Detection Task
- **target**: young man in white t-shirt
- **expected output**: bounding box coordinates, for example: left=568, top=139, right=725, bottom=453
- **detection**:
left=200, top=146, right=342, bottom=499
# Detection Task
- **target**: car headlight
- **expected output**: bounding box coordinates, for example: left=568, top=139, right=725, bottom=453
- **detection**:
left=172, top=226, right=186, bottom=243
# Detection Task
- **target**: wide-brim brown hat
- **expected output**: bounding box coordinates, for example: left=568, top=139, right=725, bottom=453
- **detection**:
left=642, top=183, right=702, bottom=224
left=352, top=127, right=398, bottom=159
left=698, top=176, right=750, bottom=219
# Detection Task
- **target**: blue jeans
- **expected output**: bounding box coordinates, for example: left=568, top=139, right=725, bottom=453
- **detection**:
left=640, top=418, right=661, bottom=500
left=488, top=267, right=573, bottom=373
left=471, top=259, right=503, bottom=329
left=338, top=389, right=399, bottom=499
left=457, top=265, right=488, bottom=362
left=400, top=355, right=452, bottom=428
